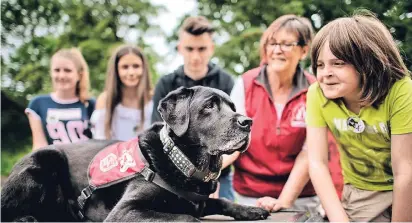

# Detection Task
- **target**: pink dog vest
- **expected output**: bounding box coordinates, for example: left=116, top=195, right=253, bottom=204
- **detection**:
left=88, top=138, right=144, bottom=188
left=76, top=136, right=210, bottom=220
left=77, top=138, right=145, bottom=219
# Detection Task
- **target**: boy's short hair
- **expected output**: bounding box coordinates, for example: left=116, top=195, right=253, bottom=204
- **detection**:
left=311, top=10, right=409, bottom=107
left=179, top=16, right=215, bottom=36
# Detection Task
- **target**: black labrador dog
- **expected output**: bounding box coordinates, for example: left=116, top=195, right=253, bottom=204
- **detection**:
left=1, top=86, right=270, bottom=222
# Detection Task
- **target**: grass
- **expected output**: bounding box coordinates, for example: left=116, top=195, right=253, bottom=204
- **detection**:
left=1, top=144, right=32, bottom=176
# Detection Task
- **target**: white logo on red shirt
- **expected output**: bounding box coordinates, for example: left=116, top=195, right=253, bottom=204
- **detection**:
left=291, top=103, right=306, bottom=128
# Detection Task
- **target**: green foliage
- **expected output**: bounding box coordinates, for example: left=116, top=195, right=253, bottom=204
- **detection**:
left=1, top=144, right=32, bottom=176
left=1, top=0, right=63, bottom=45
left=2, top=0, right=163, bottom=100
left=4, top=36, right=58, bottom=102
left=214, top=28, right=262, bottom=74
left=1, top=0, right=163, bottom=157
left=198, top=0, right=412, bottom=75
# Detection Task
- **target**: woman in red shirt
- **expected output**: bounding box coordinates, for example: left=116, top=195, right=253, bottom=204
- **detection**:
left=224, top=14, right=342, bottom=212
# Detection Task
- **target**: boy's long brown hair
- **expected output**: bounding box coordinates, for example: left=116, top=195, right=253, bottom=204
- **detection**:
left=311, top=10, right=410, bottom=107
left=104, top=45, right=152, bottom=139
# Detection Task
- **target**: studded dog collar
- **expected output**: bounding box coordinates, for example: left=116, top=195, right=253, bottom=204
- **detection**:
left=159, top=127, right=221, bottom=182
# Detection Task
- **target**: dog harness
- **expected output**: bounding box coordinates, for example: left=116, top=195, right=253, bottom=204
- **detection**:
left=76, top=138, right=146, bottom=219
left=76, top=128, right=217, bottom=220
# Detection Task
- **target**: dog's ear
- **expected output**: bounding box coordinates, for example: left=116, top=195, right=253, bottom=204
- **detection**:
left=158, top=87, right=194, bottom=136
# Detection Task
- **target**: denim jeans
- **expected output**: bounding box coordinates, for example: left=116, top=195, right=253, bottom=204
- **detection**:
left=218, top=171, right=235, bottom=201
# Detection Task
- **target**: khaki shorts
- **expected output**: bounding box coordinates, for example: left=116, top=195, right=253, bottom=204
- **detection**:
left=341, top=184, right=392, bottom=222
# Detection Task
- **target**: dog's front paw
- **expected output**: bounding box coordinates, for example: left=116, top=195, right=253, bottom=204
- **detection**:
left=14, top=216, right=38, bottom=222
left=172, top=215, right=200, bottom=222
left=232, top=206, right=270, bottom=220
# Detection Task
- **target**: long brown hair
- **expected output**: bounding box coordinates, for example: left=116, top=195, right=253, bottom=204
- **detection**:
left=259, top=14, right=314, bottom=65
left=311, top=10, right=409, bottom=107
left=104, top=44, right=152, bottom=138
left=51, top=48, right=90, bottom=104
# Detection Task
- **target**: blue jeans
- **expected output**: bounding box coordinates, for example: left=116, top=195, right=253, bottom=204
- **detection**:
left=219, top=171, right=235, bottom=201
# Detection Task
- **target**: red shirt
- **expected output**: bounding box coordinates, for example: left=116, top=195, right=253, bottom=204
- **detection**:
left=233, top=66, right=343, bottom=198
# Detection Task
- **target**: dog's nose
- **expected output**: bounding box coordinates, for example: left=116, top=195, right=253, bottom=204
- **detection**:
left=237, top=116, right=253, bottom=131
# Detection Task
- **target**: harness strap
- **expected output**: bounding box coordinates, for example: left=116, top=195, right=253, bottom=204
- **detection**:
left=137, top=146, right=209, bottom=201
left=77, top=185, right=96, bottom=220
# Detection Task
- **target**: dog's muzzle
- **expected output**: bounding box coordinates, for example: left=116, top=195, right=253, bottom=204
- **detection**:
left=237, top=115, right=253, bottom=132
left=159, top=127, right=221, bottom=182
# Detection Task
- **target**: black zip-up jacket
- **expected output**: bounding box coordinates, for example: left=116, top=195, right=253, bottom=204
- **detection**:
left=151, top=63, right=234, bottom=123
left=151, top=63, right=234, bottom=177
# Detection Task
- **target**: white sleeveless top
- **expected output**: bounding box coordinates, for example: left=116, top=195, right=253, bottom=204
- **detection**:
left=90, top=101, right=153, bottom=141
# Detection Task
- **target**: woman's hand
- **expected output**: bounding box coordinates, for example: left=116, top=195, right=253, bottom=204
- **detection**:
left=256, top=196, right=292, bottom=212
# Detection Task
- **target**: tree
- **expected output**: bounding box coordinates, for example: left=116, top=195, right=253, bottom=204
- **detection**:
left=1, top=0, right=164, bottom=152
left=1, top=0, right=63, bottom=47
left=2, top=0, right=164, bottom=99
left=197, top=0, right=412, bottom=75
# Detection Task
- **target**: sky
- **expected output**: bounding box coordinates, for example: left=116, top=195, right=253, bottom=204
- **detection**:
left=142, top=0, right=197, bottom=75
left=1, top=0, right=197, bottom=75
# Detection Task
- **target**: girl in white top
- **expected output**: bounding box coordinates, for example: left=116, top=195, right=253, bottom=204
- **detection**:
left=91, top=44, right=153, bottom=140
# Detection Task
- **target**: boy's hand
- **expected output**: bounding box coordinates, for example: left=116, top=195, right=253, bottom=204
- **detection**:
left=256, top=196, right=292, bottom=212
left=209, top=182, right=220, bottom=199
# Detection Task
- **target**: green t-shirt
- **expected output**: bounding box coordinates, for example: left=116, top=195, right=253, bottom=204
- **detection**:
left=306, top=77, right=412, bottom=191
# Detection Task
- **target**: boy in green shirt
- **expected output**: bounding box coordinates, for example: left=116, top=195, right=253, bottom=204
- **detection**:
left=306, top=11, right=412, bottom=222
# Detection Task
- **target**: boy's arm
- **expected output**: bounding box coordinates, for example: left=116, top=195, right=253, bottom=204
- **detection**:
left=221, top=77, right=246, bottom=169
left=307, top=126, right=349, bottom=222
left=391, top=133, right=412, bottom=222
left=273, top=149, right=310, bottom=210
left=221, top=152, right=240, bottom=169
left=257, top=145, right=311, bottom=211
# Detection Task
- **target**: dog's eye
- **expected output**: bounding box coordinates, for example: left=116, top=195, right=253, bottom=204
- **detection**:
left=205, top=101, right=215, bottom=110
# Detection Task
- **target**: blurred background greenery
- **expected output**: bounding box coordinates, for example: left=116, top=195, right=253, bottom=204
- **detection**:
left=1, top=0, right=411, bottom=176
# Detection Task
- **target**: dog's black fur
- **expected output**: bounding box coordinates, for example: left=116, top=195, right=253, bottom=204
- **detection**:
left=1, top=86, right=270, bottom=222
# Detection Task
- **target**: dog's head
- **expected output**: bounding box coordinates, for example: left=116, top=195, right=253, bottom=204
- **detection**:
left=158, top=86, right=252, bottom=166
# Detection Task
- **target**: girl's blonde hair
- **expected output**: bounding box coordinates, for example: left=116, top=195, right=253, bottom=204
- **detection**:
left=51, top=48, right=90, bottom=104
left=311, top=11, right=409, bottom=107
left=104, top=44, right=152, bottom=139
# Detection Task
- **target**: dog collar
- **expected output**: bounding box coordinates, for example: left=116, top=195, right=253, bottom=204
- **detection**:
left=159, top=127, right=221, bottom=182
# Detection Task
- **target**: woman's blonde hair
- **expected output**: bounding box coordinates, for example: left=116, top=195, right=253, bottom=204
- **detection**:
left=260, top=14, right=314, bottom=65
left=104, top=44, right=152, bottom=139
left=311, top=11, right=409, bottom=107
left=51, top=48, right=90, bottom=104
